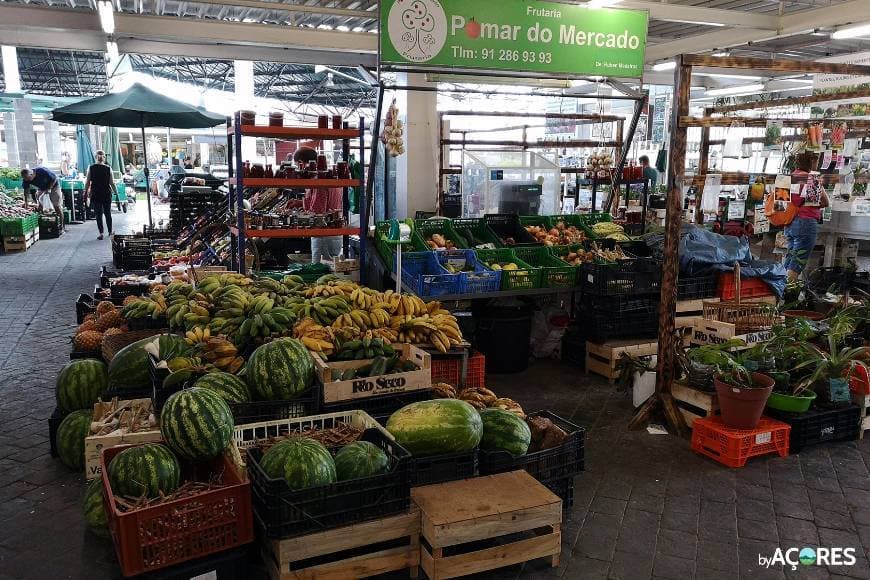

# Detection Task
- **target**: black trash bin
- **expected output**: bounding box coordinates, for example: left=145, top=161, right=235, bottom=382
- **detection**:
left=474, top=304, right=532, bottom=373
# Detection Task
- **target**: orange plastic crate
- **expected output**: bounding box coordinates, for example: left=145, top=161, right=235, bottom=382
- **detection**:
left=691, top=416, right=790, bottom=468
left=431, top=351, right=485, bottom=388
left=717, top=272, right=774, bottom=301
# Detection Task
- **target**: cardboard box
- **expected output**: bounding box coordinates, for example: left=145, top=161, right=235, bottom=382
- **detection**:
left=690, top=319, right=775, bottom=350
left=84, top=398, right=162, bottom=480
left=316, top=344, right=432, bottom=404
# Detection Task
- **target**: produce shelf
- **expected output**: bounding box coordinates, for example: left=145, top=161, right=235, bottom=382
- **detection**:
left=229, top=226, right=359, bottom=239
left=228, top=177, right=361, bottom=188
left=227, top=125, right=359, bottom=139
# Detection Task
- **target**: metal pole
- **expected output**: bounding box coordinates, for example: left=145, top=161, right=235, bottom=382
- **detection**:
left=141, top=123, right=152, bottom=228
left=358, top=116, right=369, bottom=286
left=605, top=92, right=648, bottom=213
left=233, top=112, right=246, bottom=275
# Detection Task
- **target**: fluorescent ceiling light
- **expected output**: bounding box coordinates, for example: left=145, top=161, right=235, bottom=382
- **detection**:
left=1, top=46, right=21, bottom=93
left=652, top=61, right=676, bottom=71
left=694, top=72, right=762, bottom=80
left=779, top=78, right=814, bottom=84
left=586, top=0, right=622, bottom=8
left=832, top=23, right=870, bottom=39
left=105, top=41, right=119, bottom=63
left=314, top=65, right=327, bottom=74
left=97, top=0, right=115, bottom=35
left=705, top=83, right=765, bottom=97
left=711, top=51, right=730, bottom=57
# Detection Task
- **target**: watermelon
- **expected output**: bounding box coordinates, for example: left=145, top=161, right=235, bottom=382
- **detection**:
left=160, top=387, right=234, bottom=461
left=334, top=441, right=390, bottom=481
left=83, top=478, right=109, bottom=538
left=259, top=438, right=336, bottom=490
left=246, top=338, right=314, bottom=401
left=107, top=443, right=181, bottom=500
left=386, top=399, right=483, bottom=457
left=108, top=334, right=188, bottom=392
left=479, top=408, right=532, bottom=457
left=57, top=410, right=92, bottom=470
left=194, top=372, right=250, bottom=404
left=56, top=359, right=109, bottom=413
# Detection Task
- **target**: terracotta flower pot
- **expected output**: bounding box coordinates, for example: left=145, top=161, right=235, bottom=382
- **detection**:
left=714, top=372, right=775, bottom=430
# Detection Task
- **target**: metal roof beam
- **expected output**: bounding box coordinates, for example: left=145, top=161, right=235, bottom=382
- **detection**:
left=620, top=0, right=777, bottom=29
left=181, top=0, right=374, bottom=19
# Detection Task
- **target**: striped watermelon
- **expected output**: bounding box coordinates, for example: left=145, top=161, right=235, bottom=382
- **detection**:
left=334, top=441, right=390, bottom=481
left=160, top=387, right=234, bottom=461
left=83, top=478, right=109, bottom=539
left=108, top=443, right=181, bottom=500
left=479, top=408, right=531, bottom=457
left=386, top=399, right=483, bottom=457
left=57, top=410, right=92, bottom=470
left=194, top=372, right=250, bottom=404
left=246, top=338, right=314, bottom=401
left=260, top=438, right=336, bottom=490
left=56, top=359, right=109, bottom=413
left=108, top=334, right=189, bottom=392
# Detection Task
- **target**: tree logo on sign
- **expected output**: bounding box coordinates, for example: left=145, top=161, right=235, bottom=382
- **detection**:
left=388, top=0, right=447, bottom=62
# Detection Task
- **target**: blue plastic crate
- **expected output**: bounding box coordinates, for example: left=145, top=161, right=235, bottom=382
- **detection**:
left=434, top=249, right=501, bottom=294
left=397, top=251, right=462, bottom=297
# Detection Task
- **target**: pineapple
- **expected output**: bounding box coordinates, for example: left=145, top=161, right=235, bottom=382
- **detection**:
left=96, top=301, right=116, bottom=316
left=74, top=330, right=104, bottom=352
left=95, top=310, right=126, bottom=332
left=76, top=319, right=99, bottom=334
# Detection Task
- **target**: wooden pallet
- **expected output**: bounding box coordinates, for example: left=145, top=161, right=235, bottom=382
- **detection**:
left=672, top=381, right=719, bottom=428
left=853, top=393, right=870, bottom=440
left=412, top=471, right=561, bottom=580
left=3, top=229, right=39, bottom=252
left=676, top=298, right=718, bottom=330
left=264, top=510, right=421, bottom=580
left=586, top=338, right=658, bottom=383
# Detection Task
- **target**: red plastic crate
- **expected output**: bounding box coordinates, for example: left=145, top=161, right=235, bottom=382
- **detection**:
left=850, top=365, right=870, bottom=395
left=430, top=351, right=485, bottom=388
left=691, top=416, right=790, bottom=468
left=100, top=444, right=253, bottom=577
left=717, top=272, right=774, bottom=301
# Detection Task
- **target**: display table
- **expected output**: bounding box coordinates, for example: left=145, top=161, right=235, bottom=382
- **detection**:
left=818, top=198, right=870, bottom=267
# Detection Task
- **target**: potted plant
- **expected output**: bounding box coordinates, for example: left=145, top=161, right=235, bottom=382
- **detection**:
left=755, top=336, right=817, bottom=413
left=793, top=335, right=870, bottom=405
left=676, top=341, right=745, bottom=392
left=713, top=355, right=775, bottom=430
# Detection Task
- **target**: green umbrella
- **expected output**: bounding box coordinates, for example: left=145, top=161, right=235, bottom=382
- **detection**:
left=101, top=127, right=124, bottom=177
left=75, top=125, right=96, bottom=175
left=52, top=83, right=225, bottom=226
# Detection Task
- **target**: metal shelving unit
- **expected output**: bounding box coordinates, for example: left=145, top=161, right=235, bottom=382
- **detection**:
left=226, top=113, right=366, bottom=275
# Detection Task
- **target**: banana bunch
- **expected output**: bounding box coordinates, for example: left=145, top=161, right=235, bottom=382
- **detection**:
left=184, top=326, right=211, bottom=345
left=200, top=337, right=245, bottom=374
left=350, top=286, right=381, bottom=310
left=331, top=308, right=390, bottom=332
left=250, top=276, right=291, bottom=301
left=282, top=274, right=305, bottom=290
left=286, top=296, right=350, bottom=326
left=333, top=333, right=396, bottom=360
left=303, top=282, right=358, bottom=299
left=429, top=313, right=464, bottom=353
left=166, top=356, right=204, bottom=372
left=390, top=293, right=428, bottom=317
left=372, top=327, right=399, bottom=343
left=211, top=284, right=251, bottom=311
left=196, top=273, right=251, bottom=295
left=245, top=294, right=275, bottom=316
left=293, top=317, right=335, bottom=355
left=120, top=293, right=167, bottom=320
left=180, top=299, right=212, bottom=331
left=235, top=306, right=297, bottom=344
left=164, top=281, right=194, bottom=301
left=391, top=314, right=438, bottom=345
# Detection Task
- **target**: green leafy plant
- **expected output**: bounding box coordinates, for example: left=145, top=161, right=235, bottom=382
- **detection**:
left=792, top=335, right=869, bottom=396
left=615, top=352, right=656, bottom=392
left=677, top=341, right=757, bottom=389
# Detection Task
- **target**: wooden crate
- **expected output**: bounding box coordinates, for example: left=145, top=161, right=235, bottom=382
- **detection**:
left=263, top=509, right=421, bottom=580
left=315, top=344, right=432, bottom=404
left=412, top=471, right=561, bottom=580
left=586, top=338, right=658, bottom=383
left=84, top=398, right=162, bottom=479
left=852, top=393, right=870, bottom=440
left=672, top=381, right=719, bottom=428
left=3, top=229, right=39, bottom=252
left=676, top=298, right=718, bottom=330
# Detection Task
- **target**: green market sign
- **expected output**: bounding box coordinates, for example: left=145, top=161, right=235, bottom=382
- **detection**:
left=380, top=0, right=648, bottom=78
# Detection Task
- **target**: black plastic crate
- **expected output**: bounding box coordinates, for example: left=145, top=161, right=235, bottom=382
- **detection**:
left=806, top=266, right=862, bottom=296
left=247, top=426, right=412, bottom=538
left=767, top=404, right=861, bottom=453
left=544, top=475, right=575, bottom=510
left=579, top=258, right=662, bottom=296
left=126, top=316, right=168, bottom=331
left=561, top=331, right=586, bottom=368
left=677, top=273, right=718, bottom=300
left=483, top=214, right=540, bottom=247
left=76, top=294, right=96, bottom=324
left=580, top=293, right=661, bottom=315
left=580, top=296, right=658, bottom=342
left=70, top=349, right=102, bottom=361
left=144, top=225, right=176, bottom=239
left=137, top=546, right=251, bottom=580
left=230, top=384, right=322, bottom=426
left=39, top=218, right=62, bottom=239
left=322, top=389, right=435, bottom=425
left=109, top=282, right=151, bottom=300
left=479, top=411, right=585, bottom=483
left=412, top=448, right=478, bottom=487
left=48, top=407, right=65, bottom=458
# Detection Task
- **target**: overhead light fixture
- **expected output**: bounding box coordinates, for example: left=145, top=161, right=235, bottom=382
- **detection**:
left=711, top=51, right=730, bottom=57
left=778, top=78, right=814, bottom=84
left=586, top=0, right=622, bottom=8
left=705, top=83, right=765, bottom=97
left=97, top=0, right=115, bottom=35
left=832, top=22, right=870, bottom=39
left=694, top=72, right=762, bottom=80
left=652, top=61, right=676, bottom=71
left=105, top=40, right=119, bottom=63
left=314, top=65, right=327, bottom=74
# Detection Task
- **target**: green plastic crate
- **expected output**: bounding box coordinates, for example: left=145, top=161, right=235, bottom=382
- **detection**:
left=450, top=218, right=502, bottom=249
left=0, top=177, right=22, bottom=191
left=0, top=213, right=39, bottom=237
left=414, top=218, right=468, bottom=249
left=475, top=248, right=541, bottom=291
left=375, top=221, right=425, bottom=271
left=513, top=246, right=577, bottom=288
left=551, top=215, right=597, bottom=240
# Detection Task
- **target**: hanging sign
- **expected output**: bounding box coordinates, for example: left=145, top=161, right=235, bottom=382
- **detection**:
left=379, top=0, right=649, bottom=78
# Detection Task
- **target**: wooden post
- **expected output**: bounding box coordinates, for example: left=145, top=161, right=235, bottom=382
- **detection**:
left=695, top=107, right=711, bottom=225
left=630, top=57, right=690, bottom=436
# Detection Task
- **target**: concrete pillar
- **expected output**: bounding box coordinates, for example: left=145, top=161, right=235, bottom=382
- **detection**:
left=1, top=46, right=21, bottom=93
left=234, top=60, right=258, bottom=164
left=13, top=99, right=37, bottom=168
left=4, top=113, right=19, bottom=167
left=394, top=73, right=439, bottom=218
left=44, top=119, right=62, bottom=164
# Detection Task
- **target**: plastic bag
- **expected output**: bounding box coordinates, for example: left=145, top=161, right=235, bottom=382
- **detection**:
left=530, top=305, right=570, bottom=359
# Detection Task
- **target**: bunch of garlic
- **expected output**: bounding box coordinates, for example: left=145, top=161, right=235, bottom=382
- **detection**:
left=381, top=101, right=405, bottom=158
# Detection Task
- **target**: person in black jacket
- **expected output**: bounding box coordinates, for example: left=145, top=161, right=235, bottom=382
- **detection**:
left=84, top=150, right=118, bottom=240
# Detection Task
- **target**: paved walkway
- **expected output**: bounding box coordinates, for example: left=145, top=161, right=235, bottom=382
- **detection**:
left=1, top=207, right=869, bottom=579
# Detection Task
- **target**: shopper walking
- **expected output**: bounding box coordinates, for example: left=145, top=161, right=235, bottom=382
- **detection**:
left=84, top=150, right=118, bottom=240
left=784, top=152, right=829, bottom=282
left=21, top=166, right=64, bottom=230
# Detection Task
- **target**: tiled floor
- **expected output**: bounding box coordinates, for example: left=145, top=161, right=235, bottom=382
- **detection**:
left=1, top=206, right=869, bottom=579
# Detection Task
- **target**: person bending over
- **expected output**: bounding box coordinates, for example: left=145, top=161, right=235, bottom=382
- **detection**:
left=21, top=166, right=64, bottom=230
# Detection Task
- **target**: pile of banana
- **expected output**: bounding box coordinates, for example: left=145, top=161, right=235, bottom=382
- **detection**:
left=332, top=335, right=396, bottom=360
left=389, top=313, right=463, bottom=353
left=200, top=336, right=245, bottom=373
left=434, top=383, right=526, bottom=418
left=119, top=293, right=168, bottom=320
left=195, top=273, right=253, bottom=294
left=331, top=308, right=390, bottom=332
left=293, top=317, right=336, bottom=356
left=285, top=296, right=350, bottom=326
left=303, top=282, right=358, bottom=299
